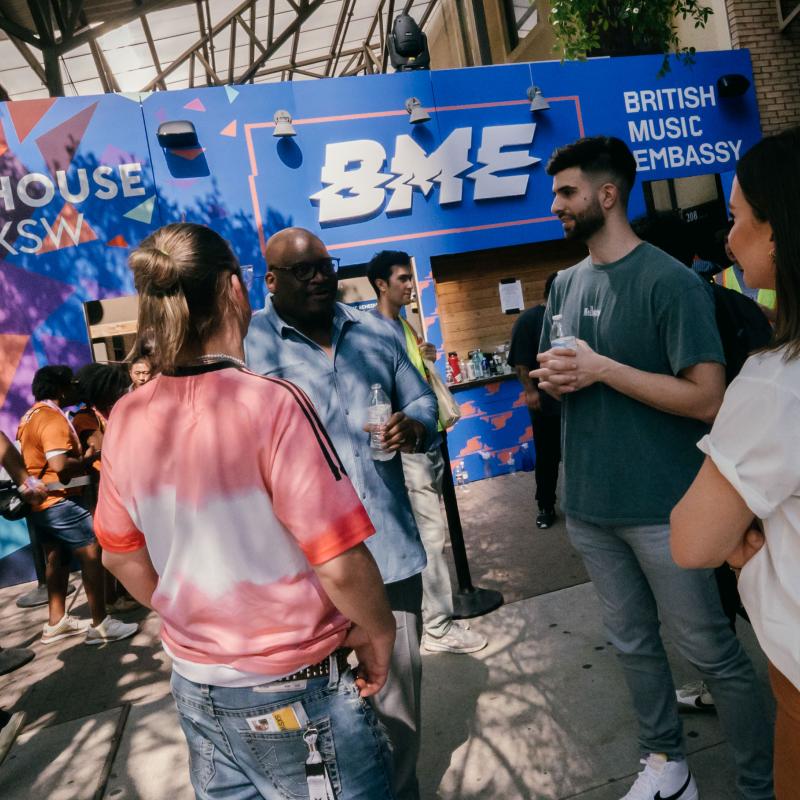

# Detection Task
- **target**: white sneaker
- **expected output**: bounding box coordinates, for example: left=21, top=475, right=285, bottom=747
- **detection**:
left=41, top=614, right=88, bottom=645
left=85, top=616, right=139, bottom=645
left=676, top=680, right=715, bottom=711
left=621, top=754, right=698, bottom=800
left=423, top=621, right=488, bottom=654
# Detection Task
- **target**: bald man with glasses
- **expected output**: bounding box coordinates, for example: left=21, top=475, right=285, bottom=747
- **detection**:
left=245, top=227, right=438, bottom=800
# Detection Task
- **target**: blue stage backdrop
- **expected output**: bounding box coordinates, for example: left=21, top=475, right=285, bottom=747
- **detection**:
left=0, top=50, right=761, bottom=585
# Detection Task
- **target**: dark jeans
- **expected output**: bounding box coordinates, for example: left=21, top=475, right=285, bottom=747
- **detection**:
left=530, top=411, right=561, bottom=511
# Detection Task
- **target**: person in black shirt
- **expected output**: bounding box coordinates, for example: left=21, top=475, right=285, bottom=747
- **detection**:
left=508, top=271, right=560, bottom=528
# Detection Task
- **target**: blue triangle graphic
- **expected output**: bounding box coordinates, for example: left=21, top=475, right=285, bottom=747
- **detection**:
left=124, top=196, right=156, bottom=225
left=224, top=85, right=240, bottom=104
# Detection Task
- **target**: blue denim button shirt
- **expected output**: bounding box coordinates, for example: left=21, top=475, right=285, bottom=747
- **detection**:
left=244, top=299, right=436, bottom=584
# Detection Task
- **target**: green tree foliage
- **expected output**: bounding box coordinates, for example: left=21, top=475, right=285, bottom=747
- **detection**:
left=550, top=0, right=714, bottom=72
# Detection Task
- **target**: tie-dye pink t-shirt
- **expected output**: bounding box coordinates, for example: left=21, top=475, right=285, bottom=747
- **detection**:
left=95, top=362, right=374, bottom=686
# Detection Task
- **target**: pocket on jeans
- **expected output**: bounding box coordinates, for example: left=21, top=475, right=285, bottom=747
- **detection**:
left=242, top=716, right=340, bottom=799
left=176, top=713, right=216, bottom=793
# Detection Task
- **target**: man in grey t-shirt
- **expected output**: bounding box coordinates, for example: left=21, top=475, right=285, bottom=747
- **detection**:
left=534, top=137, right=773, bottom=800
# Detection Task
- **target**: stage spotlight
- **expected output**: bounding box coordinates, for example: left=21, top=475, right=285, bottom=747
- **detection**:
left=388, top=13, right=431, bottom=71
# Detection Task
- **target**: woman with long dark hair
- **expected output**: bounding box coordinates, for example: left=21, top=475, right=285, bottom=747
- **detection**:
left=96, top=222, right=396, bottom=799
left=672, top=128, right=800, bottom=797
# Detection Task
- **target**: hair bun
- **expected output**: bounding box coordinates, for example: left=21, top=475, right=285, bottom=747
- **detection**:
left=131, top=245, right=181, bottom=294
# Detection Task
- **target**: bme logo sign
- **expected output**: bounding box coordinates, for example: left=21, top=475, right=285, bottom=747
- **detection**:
left=310, top=123, right=541, bottom=225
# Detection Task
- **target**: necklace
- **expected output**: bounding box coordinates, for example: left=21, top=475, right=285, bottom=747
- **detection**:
left=187, top=353, right=247, bottom=369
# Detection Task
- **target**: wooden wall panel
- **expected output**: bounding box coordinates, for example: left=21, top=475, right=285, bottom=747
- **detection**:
left=431, top=239, right=586, bottom=357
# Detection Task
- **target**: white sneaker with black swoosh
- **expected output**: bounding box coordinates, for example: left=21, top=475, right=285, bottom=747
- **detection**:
left=620, top=753, right=699, bottom=800
left=675, top=680, right=715, bottom=712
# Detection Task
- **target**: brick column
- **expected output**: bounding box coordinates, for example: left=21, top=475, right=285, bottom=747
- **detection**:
left=725, top=0, right=800, bottom=133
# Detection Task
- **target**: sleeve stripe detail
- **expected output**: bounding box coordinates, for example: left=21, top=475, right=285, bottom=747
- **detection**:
left=247, top=371, right=347, bottom=481
left=269, top=377, right=347, bottom=481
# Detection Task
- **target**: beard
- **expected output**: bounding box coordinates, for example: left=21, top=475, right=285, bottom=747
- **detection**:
left=561, top=198, right=605, bottom=242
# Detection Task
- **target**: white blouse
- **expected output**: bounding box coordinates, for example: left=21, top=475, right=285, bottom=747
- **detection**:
left=698, top=347, right=800, bottom=691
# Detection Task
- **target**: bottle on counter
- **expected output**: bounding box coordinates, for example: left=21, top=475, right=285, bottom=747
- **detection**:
left=469, top=350, right=484, bottom=379
left=551, top=314, right=577, bottom=350
left=447, top=352, right=461, bottom=383
left=445, top=362, right=454, bottom=384
left=463, top=357, right=475, bottom=382
left=459, top=357, right=468, bottom=382
left=367, top=384, right=395, bottom=461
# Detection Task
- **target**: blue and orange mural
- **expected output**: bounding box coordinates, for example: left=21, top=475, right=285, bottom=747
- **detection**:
left=0, top=50, right=762, bottom=584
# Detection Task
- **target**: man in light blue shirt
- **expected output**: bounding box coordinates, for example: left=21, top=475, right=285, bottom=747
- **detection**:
left=245, top=227, right=437, bottom=800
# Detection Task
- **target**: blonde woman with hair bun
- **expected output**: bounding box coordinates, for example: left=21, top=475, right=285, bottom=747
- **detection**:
left=96, top=222, right=397, bottom=799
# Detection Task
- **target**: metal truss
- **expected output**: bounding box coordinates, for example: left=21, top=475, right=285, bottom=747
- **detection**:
left=777, top=0, right=800, bottom=31
left=0, top=0, right=441, bottom=97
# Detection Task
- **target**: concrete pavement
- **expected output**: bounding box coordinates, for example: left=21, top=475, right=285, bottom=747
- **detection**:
left=0, top=471, right=772, bottom=798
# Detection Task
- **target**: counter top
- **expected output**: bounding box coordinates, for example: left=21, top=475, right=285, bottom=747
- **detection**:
left=448, top=371, right=518, bottom=392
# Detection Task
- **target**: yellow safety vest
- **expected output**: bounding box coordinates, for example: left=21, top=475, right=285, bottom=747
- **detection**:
left=400, top=317, right=444, bottom=433
left=720, top=266, right=776, bottom=311
left=400, top=317, right=427, bottom=378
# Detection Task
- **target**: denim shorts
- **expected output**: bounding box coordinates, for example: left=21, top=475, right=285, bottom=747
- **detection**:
left=170, top=659, right=395, bottom=800
left=31, top=497, right=96, bottom=551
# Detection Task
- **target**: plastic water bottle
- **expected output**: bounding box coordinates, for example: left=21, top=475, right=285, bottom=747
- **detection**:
left=479, top=448, right=492, bottom=478
left=455, top=460, right=469, bottom=491
left=551, top=314, right=577, bottom=350
left=507, top=451, right=517, bottom=475
left=367, top=384, right=394, bottom=461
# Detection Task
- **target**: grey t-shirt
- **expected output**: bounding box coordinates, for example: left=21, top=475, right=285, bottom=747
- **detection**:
left=540, top=242, right=725, bottom=525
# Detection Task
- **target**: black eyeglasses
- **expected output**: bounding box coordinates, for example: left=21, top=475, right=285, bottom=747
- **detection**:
left=271, top=257, right=340, bottom=282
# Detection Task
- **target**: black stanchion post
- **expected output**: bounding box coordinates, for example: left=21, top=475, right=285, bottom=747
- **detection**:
left=439, top=433, right=503, bottom=619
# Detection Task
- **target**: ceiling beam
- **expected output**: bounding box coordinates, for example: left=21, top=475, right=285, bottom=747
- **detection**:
left=255, top=46, right=363, bottom=78
left=8, top=35, right=46, bottom=83
left=66, top=0, right=85, bottom=40
left=382, top=0, right=396, bottom=71
left=329, top=0, right=358, bottom=75
left=0, top=11, right=41, bottom=47
left=236, top=0, right=326, bottom=84
left=140, top=0, right=259, bottom=90
left=56, top=0, right=174, bottom=54
left=27, top=0, right=56, bottom=45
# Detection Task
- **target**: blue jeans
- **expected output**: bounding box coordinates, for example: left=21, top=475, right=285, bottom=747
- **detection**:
left=567, top=517, right=774, bottom=800
left=171, top=658, right=395, bottom=800
left=31, top=497, right=95, bottom=550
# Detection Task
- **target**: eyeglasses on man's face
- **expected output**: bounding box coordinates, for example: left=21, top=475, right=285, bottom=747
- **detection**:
left=270, top=257, right=340, bottom=282
left=239, top=265, right=254, bottom=291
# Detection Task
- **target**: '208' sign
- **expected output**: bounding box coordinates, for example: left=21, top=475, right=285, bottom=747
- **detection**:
left=310, top=123, right=541, bottom=225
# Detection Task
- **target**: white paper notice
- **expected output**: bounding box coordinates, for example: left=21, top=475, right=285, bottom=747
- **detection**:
left=499, top=280, right=524, bottom=314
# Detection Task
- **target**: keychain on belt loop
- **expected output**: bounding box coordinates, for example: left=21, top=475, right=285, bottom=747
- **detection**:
left=304, top=726, right=335, bottom=800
